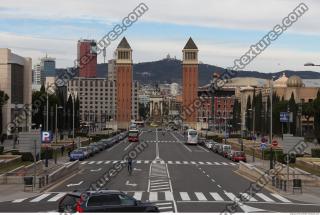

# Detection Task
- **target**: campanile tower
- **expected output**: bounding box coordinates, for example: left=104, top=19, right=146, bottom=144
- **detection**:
left=116, top=37, right=133, bottom=129
left=182, top=37, right=199, bottom=129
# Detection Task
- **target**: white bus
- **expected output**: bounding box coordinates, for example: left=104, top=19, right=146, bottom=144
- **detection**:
left=185, top=129, right=198, bottom=145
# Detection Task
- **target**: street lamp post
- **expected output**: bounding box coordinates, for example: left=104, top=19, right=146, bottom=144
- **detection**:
left=270, top=77, right=274, bottom=170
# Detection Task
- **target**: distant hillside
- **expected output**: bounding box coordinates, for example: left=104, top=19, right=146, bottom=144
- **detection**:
left=56, top=58, right=320, bottom=85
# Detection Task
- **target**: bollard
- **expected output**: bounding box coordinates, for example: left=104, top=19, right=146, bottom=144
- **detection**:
left=280, top=180, right=283, bottom=190
left=38, top=178, right=42, bottom=188
left=276, top=178, right=279, bottom=189
left=46, top=175, right=49, bottom=185
left=284, top=180, right=287, bottom=192
left=272, top=176, right=275, bottom=186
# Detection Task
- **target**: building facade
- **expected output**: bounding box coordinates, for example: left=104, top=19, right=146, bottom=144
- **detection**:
left=182, top=37, right=199, bottom=129
left=77, top=39, right=97, bottom=78
left=40, top=55, right=56, bottom=84
left=0, top=48, right=32, bottom=135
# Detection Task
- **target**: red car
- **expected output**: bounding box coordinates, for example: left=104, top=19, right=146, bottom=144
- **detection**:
left=230, top=151, right=246, bottom=162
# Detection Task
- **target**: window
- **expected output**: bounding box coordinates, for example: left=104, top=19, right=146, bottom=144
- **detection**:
left=87, top=195, right=120, bottom=206
left=118, top=194, right=135, bottom=206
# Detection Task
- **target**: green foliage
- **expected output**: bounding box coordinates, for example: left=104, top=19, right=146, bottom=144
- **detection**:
left=0, top=146, right=4, bottom=155
left=311, top=148, right=320, bottom=158
left=20, top=152, right=34, bottom=162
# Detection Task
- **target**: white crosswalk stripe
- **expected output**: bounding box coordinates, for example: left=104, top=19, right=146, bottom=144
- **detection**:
left=180, top=192, right=190, bottom=201
left=105, top=161, right=111, bottom=164
left=210, top=192, right=223, bottom=201
left=30, top=194, right=51, bottom=202
left=214, top=162, right=221, bottom=165
left=137, top=160, right=142, bottom=164
left=271, top=193, right=291, bottom=203
left=88, top=161, right=95, bottom=164
left=47, top=193, right=66, bottom=202
left=133, top=192, right=143, bottom=200
left=240, top=193, right=258, bottom=202
left=195, top=192, right=207, bottom=201
left=149, top=192, right=158, bottom=201
left=12, top=198, right=27, bottom=203
left=256, top=193, right=275, bottom=202
left=96, top=161, right=103, bottom=164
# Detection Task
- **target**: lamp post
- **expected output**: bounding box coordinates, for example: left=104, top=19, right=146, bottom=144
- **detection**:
left=270, top=77, right=274, bottom=170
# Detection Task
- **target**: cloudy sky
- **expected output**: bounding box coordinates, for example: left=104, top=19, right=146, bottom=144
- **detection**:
left=1, top=0, right=320, bottom=73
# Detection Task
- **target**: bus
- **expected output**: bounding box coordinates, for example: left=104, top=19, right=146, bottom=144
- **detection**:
left=185, top=129, right=198, bottom=145
left=128, top=129, right=139, bottom=142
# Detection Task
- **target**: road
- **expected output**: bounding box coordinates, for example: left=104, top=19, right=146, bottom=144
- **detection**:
left=0, top=128, right=319, bottom=213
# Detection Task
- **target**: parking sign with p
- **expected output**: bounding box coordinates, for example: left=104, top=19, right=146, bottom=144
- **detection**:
left=41, top=131, right=53, bottom=143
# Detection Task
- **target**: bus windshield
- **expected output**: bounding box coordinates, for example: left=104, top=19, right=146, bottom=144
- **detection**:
left=129, top=130, right=139, bottom=137
left=189, top=131, right=197, bottom=136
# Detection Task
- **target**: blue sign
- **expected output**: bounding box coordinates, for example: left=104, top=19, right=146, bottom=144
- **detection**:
left=260, top=143, right=267, bottom=150
left=280, top=112, right=289, bottom=123
left=41, top=131, right=53, bottom=143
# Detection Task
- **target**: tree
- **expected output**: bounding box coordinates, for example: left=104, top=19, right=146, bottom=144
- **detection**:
left=302, top=102, right=314, bottom=135
left=245, top=95, right=252, bottom=133
left=288, top=92, right=297, bottom=135
left=313, top=90, right=320, bottom=142
left=232, top=99, right=241, bottom=132
left=0, top=90, right=9, bottom=135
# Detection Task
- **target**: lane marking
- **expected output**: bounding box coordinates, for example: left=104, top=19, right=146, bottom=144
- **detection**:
left=191, top=161, right=196, bottom=165
left=124, top=142, right=133, bottom=151
left=180, top=192, right=191, bottom=201
left=133, top=192, right=143, bottom=200
left=88, top=161, right=95, bottom=164
left=164, top=191, right=174, bottom=201
left=206, top=162, right=212, bottom=165
left=12, top=198, right=27, bottom=203
left=80, top=161, right=87, bottom=164
left=197, top=145, right=209, bottom=152
left=30, top=194, right=51, bottom=202
left=47, top=193, right=66, bottom=202
left=104, top=161, right=111, bottom=164
left=240, top=193, right=258, bottom=202
left=198, top=161, right=204, bottom=165
left=149, top=192, right=158, bottom=201
left=210, top=192, right=224, bottom=201
left=170, top=132, right=192, bottom=152
left=195, top=192, right=207, bottom=201
left=270, top=193, right=291, bottom=203
left=217, top=185, right=222, bottom=188
left=168, top=161, right=173, bottom=164
left=256, top=193, right=275, bottom=202
left=221, top=162, right=228, bottom=165
left=96, top=161, right=103, bottom=164
left=214, top=162, right=221, bottom=165
left=183, top=161, right=189, bottom=164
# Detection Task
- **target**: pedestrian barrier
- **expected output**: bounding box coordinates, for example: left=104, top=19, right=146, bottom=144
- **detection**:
left=23, top=176, right=33, bottom=191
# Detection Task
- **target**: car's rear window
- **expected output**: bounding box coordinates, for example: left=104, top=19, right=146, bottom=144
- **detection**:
left=87, top=195, right=120, bottom=206
left=235, top=151, right=245, bottom=156
left=72, top=150, right=83, bottom=154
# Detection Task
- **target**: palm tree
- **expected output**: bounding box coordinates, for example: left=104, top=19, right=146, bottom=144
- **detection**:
left=0, top=90, right=9, bottom=136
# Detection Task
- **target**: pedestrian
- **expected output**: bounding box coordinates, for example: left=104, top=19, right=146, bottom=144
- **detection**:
left=61, top=145, right=65, bottom=156
left=68, top=148, right=71, bottom=157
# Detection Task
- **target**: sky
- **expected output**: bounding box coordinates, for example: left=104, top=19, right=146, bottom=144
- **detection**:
left=1, top=0, right=320, bottom=73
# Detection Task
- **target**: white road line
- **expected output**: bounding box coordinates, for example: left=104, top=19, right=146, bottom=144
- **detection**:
left=88, top=161, right=95, bottom=164
left=183, top=161, right=189, bottom=164
left=206, top=162, right=212, bottom=165
left=211, top=179, right=215, bottom=182
left=217, top=185, right=222, bottom=188
left=214, top=162, right=221, bottom=165
left=151, top=181, right=169, bottom=185
left=152, top=160, right=157, bottom=164
left=80, top=161, right=87, bottom=164
left=160, top=161, right=165, bottom=164
left=224, top=192, right=239, bottom=201
left=198, top=161, right=204, bottom=165
left=150, top=187, right=170, bottom=191
left=195, top=192, right=207, bottom=201
left=256, top=193, right=275, bottom=202
left=158, top=206, right=173, bottom=210
left=175, top=161, right=181, bottom=164
left=112, top=161, right=118, bottom=164
left=191, top=161, right=196, bottom=165
left=151, top=179, right=167, bottom=183
left=179, top=192, right=191, bottom=201
left=168, top=161, right=173, bottom=164
left=151, top=184, right=170, bottom=188
left=104, top=161, right=111, bottom=164
left=221, top=162, right=228, bottom=165
left=144, top=160, right=149, bottom=164
left=136, top=160, right=142, bottom=164
left=96, top=161, right=103, bottom=164
left=197, top=145, right=209, bottom=152
left=240, top=193, right=258, bottom=202
left=133, top=192, right=143, bottom=200
left=164, top=191, right=174, bottom=200
left=206, top=174, right=210, bottom=177
left=229, top=162, right=237, bottom=166
left=155, top=202, right=172, bottom=206
left=210, top=192, right=224, bottom=201
left=271, top=193, right=291, bottom=203
left=30, top=194, right=51, bottom=202
left=170, top=132, right=192, bottom=152
left=202, top=171, right=206, bottom=174
left=47, top=193, right=66, bottom=202
left=124, top=142, right=133, bottom=151
left=12, top=198, right=27, bottom=203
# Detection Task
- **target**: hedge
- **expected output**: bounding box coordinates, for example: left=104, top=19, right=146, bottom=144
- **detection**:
left=311, top=148, right=320, bottom=158
left=261, top=149, right=302, bottom=164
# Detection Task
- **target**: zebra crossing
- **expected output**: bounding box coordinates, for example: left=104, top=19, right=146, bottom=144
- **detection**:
left=10, top=191, right=292, bottom=205
left=146, top=140, right=177, bottom=143
left=80, top=160, right=238, bottom=166
left=149, top=163, right=171, bottom=192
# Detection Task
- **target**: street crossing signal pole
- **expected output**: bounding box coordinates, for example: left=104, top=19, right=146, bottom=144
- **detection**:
left=270, top=78, right=274, bottom=170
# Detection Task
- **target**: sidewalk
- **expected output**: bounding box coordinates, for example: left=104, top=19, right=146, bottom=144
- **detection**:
left=244, top=154, right=320, bottom=204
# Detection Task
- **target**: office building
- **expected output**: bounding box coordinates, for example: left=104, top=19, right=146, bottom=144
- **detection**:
left=40, top=55, right=56, bottom=84
left=78, top=39, right=97, bottom=78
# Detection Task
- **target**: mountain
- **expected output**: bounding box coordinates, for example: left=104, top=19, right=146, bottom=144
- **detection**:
left=57, top=58, right=320, bottom=86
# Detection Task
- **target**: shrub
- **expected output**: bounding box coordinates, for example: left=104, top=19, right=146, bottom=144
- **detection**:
left=311, top=148, right=320, bottom=158
left=20, top=152, right=34, bottom=162
left=40, top=148, right=53, bottom=159
left=0, top=146, right=3, bottom=155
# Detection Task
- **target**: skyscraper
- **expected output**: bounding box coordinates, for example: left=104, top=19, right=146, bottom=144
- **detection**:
left=182, top=37, right=199, bottom=129
left=115, top=37, right=133, bottom=129
left=40, top=55, right=56, bottom=84
left=77, top=39, right=97, bottom=78
left=32, top=64, right=41, bottom=85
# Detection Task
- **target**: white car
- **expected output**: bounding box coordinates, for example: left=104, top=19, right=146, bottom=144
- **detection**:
left=205, top=141, right=215, bottom=149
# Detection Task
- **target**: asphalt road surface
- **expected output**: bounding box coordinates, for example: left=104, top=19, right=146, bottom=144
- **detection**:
left=1, top=128, right=319, bottom=213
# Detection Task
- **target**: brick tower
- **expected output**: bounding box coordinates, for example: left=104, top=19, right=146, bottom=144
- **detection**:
left=182, top=37, right=199, bottom=129
left=115, top=37, right=133, bottom=129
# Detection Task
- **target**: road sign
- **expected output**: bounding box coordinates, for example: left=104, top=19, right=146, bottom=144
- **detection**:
left=41, top=131, right=53, bottom=143
left=260, top=143, right=267, bottom=150
left=261, top=137, right=268, bottom=143
left=17, top=130, right=41, bottom=157
left=280, top=112, right=293, bottom=123
left=272, top=140, right=278, bottom=147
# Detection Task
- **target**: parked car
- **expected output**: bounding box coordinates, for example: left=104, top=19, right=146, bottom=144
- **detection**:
left=204, top=140, right=215, bottom=150
left=90, top=143, right=104, bottom=151
left=86, top=145, right=95, bottom=156
left=214, top=144, right=223, bottom=153
left=221, top=144, right=232, bottom=157
left=58, top=190, right=159, bottom=213
left=69, top=150, right=86, bottom=161
left=230, top=151, right=246, bottom=162
left=101, top=139, right=113, bottom=148
left=89, top=144, right=100, bottom=154
left=198, top=137, right=206, bottom=146
left=79, top=147, right=90, bottom=158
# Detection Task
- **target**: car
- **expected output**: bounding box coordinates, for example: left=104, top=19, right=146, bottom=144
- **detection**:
left=89, top=144, right=100, bottom=154
left=69, top=149, right=86, bottom=161
left=214, top=143, right=223, bottom=153
left=58, top=190, right=159, bottom=213
left=100, top=139, right=113, bottom=148
left=86, top=145, right=95, bottom=156
left=198, top=137, right=206, bottom=146
left=227, top=150, right=235, bottom=160
left=79, top=147, right=90, bottom=158
left=221, top=144, right=232, bottom=157
left=91, top=143, right=104, bottom=151
left=230, top=151, right=247, bottom=162
left=204, top=140, right=215, bottom=150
